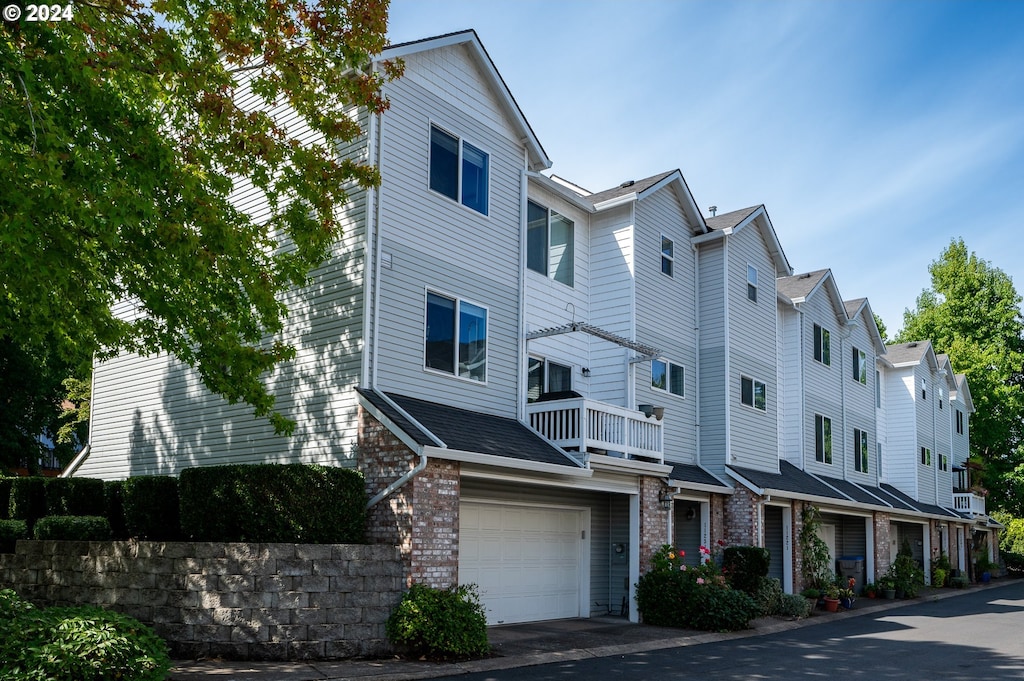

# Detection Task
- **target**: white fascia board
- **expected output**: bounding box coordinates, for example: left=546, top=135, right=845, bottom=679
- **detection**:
left=587, top=454, right=673, bottom=477
left=423, top=445, right=592, bottom=477
left=527, top=172, right=596, bottom=213
left=668, top=479, right=735, bottom=495
left=592, top=193, right=638, bottom=212
left=691, top=228, right=729, bottom=245
left=461, top=466, right=643, bottom=495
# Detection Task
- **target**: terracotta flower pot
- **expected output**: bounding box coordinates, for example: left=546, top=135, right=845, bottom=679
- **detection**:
left=824, top=597, right=840, bottom=612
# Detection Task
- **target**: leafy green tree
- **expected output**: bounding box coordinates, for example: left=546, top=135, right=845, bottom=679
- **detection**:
left=1, top=0, right=401, bottom=437
left=897, top=238, right=1024, bottom=512
left=874, top=313, right=889, bottom=345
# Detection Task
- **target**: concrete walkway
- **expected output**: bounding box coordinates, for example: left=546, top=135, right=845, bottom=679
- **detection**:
left=169, top=580, right=1018, bottom=681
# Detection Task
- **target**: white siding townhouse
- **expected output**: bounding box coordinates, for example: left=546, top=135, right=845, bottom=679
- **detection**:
left=71, top=30, right=996, bottom=625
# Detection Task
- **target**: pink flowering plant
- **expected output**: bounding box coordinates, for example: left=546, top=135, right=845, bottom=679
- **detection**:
left=636, top=543, right=758, bottom=632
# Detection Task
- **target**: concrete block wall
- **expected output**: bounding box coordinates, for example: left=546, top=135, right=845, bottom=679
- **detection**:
left=0, top=540, right=403, bottom=661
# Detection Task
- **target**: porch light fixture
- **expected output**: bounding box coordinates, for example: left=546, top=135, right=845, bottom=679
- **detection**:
left=660, top=492, right=674, bottom=510
left=581, top=367, right=591, bottom=377
left=686, top=507, right=696, bottom=521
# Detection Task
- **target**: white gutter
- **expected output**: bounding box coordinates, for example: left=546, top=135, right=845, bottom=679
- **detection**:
left=424, top=445, right=593, bottom=477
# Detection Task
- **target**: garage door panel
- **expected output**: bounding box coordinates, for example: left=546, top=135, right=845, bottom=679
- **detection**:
left=460, top=502, right=582, bottom=625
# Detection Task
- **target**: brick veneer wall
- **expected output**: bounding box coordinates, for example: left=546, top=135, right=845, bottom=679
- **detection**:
left=639, top=478, right=668, bottom=574
left=0, top=540, right=403, bottom=660
left=793, top=501, right=807, bottom=593
left=724, top=486, right=761, bottom=547
left=710, top=494, right=726, bottom=544
left=873, top=512, right=892, bottom=578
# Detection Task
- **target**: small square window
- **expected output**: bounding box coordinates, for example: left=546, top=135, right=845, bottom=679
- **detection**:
left=920, top=447, right=932, bottom=466
left=741, top=376, right=766, bottom=411
left=746, top=265, right=758, bottom=302
left=661, top=236, right=674, bottom=277
left=652, top=359, right=684, bottom=397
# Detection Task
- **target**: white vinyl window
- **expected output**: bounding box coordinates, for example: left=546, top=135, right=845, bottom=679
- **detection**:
left=527, top=200, right=574, bottom=286
left=741, top=375, right=766, bottom=411
left=746, top=264, right=758, bottom=302
left=814, top=324, right=831, bottom=366
left=527, top=357, right=572, bottom=402
left=853, top=347, right=867, bottom=384
left=661, top=236, right=674, bottom=277
left=425, top=291, right=487, bottom=382
left=854, top=428, right=869, bottom=472
left=815, top=414, right=833, bottom=464
left=429, top=125, right=489, bottom=215
left=652, top=359, right=685, bottom=397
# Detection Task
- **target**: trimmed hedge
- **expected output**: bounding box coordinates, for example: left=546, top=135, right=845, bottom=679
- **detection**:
left=123, top=475, right=180, bottom=540
left=0, top=519, right=27, bottom=553
left=33, top=515, right=113, bottom=541
left=8, top=477, right=46, bottom=532
left=104, top=480, right=129, bottom=540
left=722, top=545, right=771, bottom=594
left=0, top=589, right=170, bottom=681
left=0, top=477, right=12, bottom=519
left=179, top=463, right=366, bottom=543
left=44, top=477, right=106, bottom=517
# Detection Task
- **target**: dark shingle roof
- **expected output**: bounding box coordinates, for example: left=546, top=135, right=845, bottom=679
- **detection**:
left=586, top=171, right=676, bottom=205
left=885, top=342, right=930, bottom=366
left=705, top=205, right=761, bottom=231
left=844, top=298, right=867, bottom=320
left=777, top=269, right=829, bottom=302
left=728, top=461, right=848, bottom=500
left=357, top=389, right=582, bottom=468
left=818, top=477, right=888, bottom=506
left=669, top=463, right=731, bottom=490
left=875, top=484, right=923, bottom=512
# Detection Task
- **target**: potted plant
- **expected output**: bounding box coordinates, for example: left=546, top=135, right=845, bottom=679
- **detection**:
left=822, top=583, right=841, bottom=612
left=862, top=581, right=877, bottom=599
left=839, top=577, right=856, bottom=609
left=878, top=575, right=897, bottom=599
left=975, top=557, right=996, bottom=583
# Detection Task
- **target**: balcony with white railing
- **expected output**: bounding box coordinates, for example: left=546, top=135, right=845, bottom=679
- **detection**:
left=526, top=397, right=664, bottom=463
left=952, top=492, right=986, bottom=517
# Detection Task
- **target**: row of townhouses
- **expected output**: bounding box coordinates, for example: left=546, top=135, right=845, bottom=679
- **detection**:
left=70, top=30, right=999, bottom=625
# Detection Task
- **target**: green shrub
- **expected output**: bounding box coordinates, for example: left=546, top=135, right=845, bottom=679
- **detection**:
left=722, top=545, right=771, bottom=594
left=43, top=477, right=106, bottom=517
left=104, top=480, right=129, bottom=540
left=386, top=583, right=489, bottom=661
left=33, top=515, right=112, bottom=541
left=753, top=576, right=783, bottom=616
left=8, top=477, right=46, bottom=533
left=0, top=477, right=13, bottom=519
left=179, top=463, right=366, bottom=543
left=0, top=519, right=28, bottom=553
left=0, top=590, right=170, bottom=681
left=123, top=475, right=180, bottom=540
left=636, top=545, right=759, bottom=632
left=776, top=593, right=811, bottom=619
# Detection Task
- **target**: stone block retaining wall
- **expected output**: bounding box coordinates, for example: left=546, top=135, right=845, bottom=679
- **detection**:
left=0, top=540, right=403, bottom=661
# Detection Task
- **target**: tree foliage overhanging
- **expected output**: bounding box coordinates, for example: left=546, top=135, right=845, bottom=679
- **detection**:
left=897, top=238, right=1024, bottom=514
left=0, top=0, right=402, bottom=444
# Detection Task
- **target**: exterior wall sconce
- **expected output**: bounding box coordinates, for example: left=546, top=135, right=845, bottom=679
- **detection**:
left=581, top=367, right=591, bottom=377
left=661, top=492, right=674, bottom=510
left=686, top=506, right=696, bottom=520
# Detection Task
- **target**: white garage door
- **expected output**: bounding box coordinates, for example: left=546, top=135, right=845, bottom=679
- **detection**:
left=459, top=502, right=583, bottom=625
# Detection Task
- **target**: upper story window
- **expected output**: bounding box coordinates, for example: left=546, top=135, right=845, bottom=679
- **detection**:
left=661, top=236, right=674, bottom=277
left=876, top=370, right=882, bottom=407
left=425, top=291, right=487, bottom=382
left=854, top=428, right=869, bottom=472
left=429, top=125, right=489, bottom=215
left=741, top=375, right=766, bottom=411
left=956, top=409, right=964, bottom=434
left=921, top=377, right=927, bottom=400
left=852, top=347, right=867, bottom=384
left=920, top=446, right=932, bottom=466
left=746, top=265, right=758, bottom=302
left=527, top=200, right=574, bottom=286
left=939, top=453, right=949, bottom=471
left=527, top=357, right=571, bottom=402
left=813, top=324, right=831, bottom=366
left=652, top=359, right=684, bottom=397
left=815, top=414, right=833, bottom=464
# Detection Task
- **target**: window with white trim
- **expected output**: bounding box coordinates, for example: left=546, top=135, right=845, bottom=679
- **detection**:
left=939, top=453, right=949, bottom=471
left=425, top=291, right=487, bottom=382
left=876, top=370, right=882, bottom=407
left=746, top=264, right=758, bottom=302
left=527, top=200, right=574, bottom=286
left=854, top=428, right=869, bottom=472
left=815, top=414, right=832, bottom=464
left=920, top=446, right=932, bottom=466
left=429, top=125, right=489, bottom=215
left=956, top=409, right=964, bottom=434
left=852, top=347, right=867, bottom=384
left=527, top=357, right=572, bottom=402
left=661, top=236, right=674, bottom=277
left=741, top=375, right=766, bottom=411
left=921, top=377, right=927, bottom=400
left=813, top=324, right=831, bottom=366
left=652, top=359, right=684, bottom=397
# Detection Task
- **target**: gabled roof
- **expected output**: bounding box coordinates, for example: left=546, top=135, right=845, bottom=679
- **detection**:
left=844, top=297, right=887, bottom=354
left=728, top=461, right=847, bottom=501
left=381, top=30, right=551, bottom=172
left=694, top=204, right=792, bottom=276
left=954, top=374, right=976, bottom=412
left=356, top=388, right=583, bottom=469
left=884, top=340, right=939, bottom=370
left=584, top=170, right=708, bottom=235
left=668, top=463, right=733, bottom=493
left=777, top=269, right=848, bottom=326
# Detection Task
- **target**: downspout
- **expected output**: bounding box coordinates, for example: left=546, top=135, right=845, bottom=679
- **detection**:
left=365, top=391, right=443, bottom=508
left=517, top=154, right=528, bottom=422
left=723, top=234, right=731, bottom=463
left=369, top=107, right=386, bottom=388
left=360, top=102, right=379, bottom=388
left=841, top=328, right=849, bottom=481
left=61, top=355, right=98, bottom=478
left=627, top=202, right=637, bottom=410
left=692, top=241, right=701, bottom=466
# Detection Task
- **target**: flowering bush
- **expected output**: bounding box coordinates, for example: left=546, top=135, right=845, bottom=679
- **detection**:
left=636, top=544, right=759, bottom=632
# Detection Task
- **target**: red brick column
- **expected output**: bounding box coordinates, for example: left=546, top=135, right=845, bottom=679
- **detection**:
left=723, top=486, right=761, bottom=547
left=793, top=501, right=806, bottom=593
left=873, top=512, right=892, bottom=578
left=639, top=477, right=669, bottom=575
left=409, top=460, right=460, bottom=588
left=709, top=494, right=726, bottom=545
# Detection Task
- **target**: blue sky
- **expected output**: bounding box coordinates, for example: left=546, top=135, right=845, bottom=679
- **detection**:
left=387, top=0, right=1024, bottom=337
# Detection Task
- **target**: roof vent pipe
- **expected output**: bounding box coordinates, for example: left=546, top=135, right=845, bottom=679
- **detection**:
left=708, top=205, right=717, bottom=217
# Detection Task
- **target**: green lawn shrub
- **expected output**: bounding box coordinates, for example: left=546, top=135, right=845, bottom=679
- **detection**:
left=776, top=592, right=812, bottom=619
left=123, top=475, right=180, bottom=540
left=104, top=480, right=129, bottom=540
left=179, top=463, right=366, bottom=543
left=33, top=515, right=112, bottom=541
left=44, top=477, right=106, bottom=517
left=0, top=519, right=27, bottom=553
left=722, top=545, right=771, bottom=594
left=753, top=576, right=783, bottom=616
left=636, top=545, right=760, bottom=632
left=386, top=583, right=489, bottom=661
left=8, top=477, right=46, bottom=532
left=0, top=589, right=170, bottom=681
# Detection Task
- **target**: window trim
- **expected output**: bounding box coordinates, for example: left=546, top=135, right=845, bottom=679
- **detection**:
left=852, top=347, right=867, bottom=384
left=956, top=409, right=964, bottom=434
left=428, top=123, right=490, bottom=216
left=652, top=358, right=685, bottom=398
left=746, top=264, right=758, bottom=302
left=813, top=324, right=831, bottom=366
left=527, top=356, right=572, bottom=402
left=740, top=375, right=767, bottom=411
left=854, top=428, right=869, bottom=473
left=939, top=453, right=949, bottom=472
left=527, top=199, right=574, bottom=287
left=423, top=288, right=489, bottom=384
left=661, top=235, right=674, bottom=278
left=815, top=414, right=833, bottom=464
left=920, top=446, right=932, bottom=467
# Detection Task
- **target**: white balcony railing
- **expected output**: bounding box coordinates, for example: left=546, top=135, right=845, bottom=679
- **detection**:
left=952, top=492, right=986, bottom=517
left=526, top=397, right=664, bottom=463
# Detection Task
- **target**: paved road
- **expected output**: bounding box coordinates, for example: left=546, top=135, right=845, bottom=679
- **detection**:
left=433, top=582, right=1024, bottom=681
